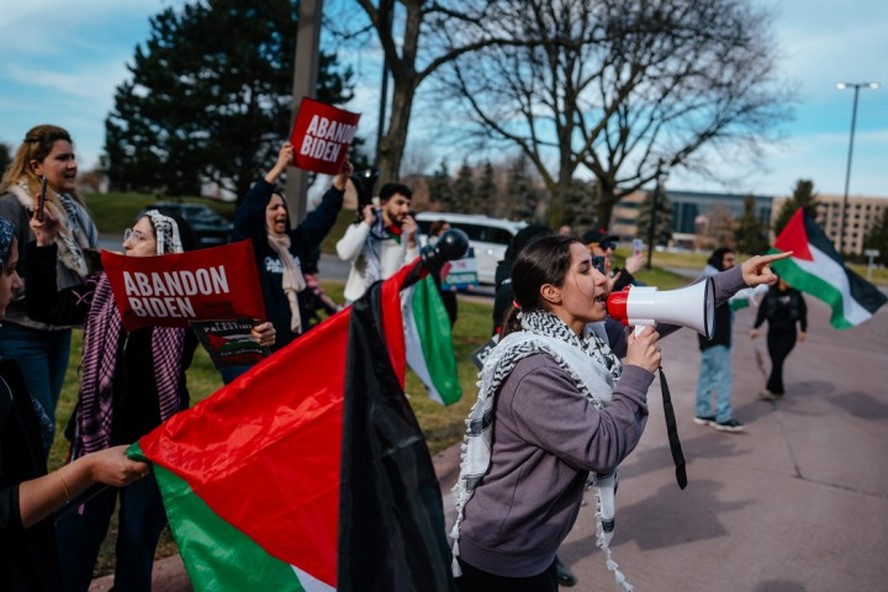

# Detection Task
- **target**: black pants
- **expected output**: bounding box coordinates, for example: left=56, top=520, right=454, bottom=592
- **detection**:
left=766, top=327, right=797, bottom=395
left=456, top=557, right=558, bottom=592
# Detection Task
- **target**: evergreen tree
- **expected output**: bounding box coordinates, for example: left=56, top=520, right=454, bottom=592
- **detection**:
left=427, top=158, right=454, bottom=210
left=561, top=179, right=598, bottom=233
left=773, top=179, right=819, bottom=236
left=504, top=154, right=539, bottom=222
left=451, top=160, right=475, bottom=214
left=635, top=187, right=673, bottom=247
left=104, top=0, right=353, bottom=201
left=476, top=161, right=498, bottom=216
left=735, top=195, right=770, bottom=255
left=863, top=207, right=888, bottom=266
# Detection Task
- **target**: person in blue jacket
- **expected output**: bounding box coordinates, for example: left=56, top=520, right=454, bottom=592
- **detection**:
left=223, top=142, right=350, bottom=383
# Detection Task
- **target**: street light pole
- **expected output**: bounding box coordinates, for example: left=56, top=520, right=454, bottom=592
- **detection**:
left=836, top=81, right=879, bottom=254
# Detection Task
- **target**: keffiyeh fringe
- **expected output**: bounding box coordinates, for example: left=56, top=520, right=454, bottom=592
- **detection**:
left=451, top=310, right=628, bottom=584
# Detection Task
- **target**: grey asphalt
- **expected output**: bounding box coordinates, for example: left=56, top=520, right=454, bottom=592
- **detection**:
left=91, top=270, right=888, bottom=591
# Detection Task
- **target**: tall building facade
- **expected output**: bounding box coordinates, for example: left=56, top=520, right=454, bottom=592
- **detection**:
left=611, top=189, right=887, bottom=255
left=772, top=193, right=888, bottom=255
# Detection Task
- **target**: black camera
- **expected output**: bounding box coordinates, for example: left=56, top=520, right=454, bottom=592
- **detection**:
left=352, top=167, right=380, bottom=223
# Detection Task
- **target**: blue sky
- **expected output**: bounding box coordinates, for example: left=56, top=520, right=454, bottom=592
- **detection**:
left=1, top=0, right=885, bottom=199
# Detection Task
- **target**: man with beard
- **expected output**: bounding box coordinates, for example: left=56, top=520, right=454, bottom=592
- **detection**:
left=336, top=182, right=418, bottom=303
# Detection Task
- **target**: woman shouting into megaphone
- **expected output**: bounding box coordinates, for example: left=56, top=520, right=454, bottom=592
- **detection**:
left=450, top=235, right=789, bottom=592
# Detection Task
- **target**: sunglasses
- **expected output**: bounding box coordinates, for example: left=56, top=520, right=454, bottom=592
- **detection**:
left=598, top=241, right=617, bottom=251
left=592, top=255, right=607, bottom=274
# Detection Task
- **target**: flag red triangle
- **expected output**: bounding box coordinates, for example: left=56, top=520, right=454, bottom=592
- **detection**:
left=774, top=209, right=814, bottom=261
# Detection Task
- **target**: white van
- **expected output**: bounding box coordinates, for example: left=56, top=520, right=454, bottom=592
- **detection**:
left=415, top=212, right=527, bottom=285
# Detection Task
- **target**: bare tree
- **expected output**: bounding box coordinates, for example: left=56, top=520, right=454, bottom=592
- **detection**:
left=440, top=0, right=794, bottom=228
left=328, top=1, right=531, bottom=184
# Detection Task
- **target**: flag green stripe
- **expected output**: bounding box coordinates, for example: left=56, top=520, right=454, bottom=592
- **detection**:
left=770, top=252, right=855, bottom=329
left=130, top=444, right=304, bottom=592
left=411, top=276, right=461, bottom=405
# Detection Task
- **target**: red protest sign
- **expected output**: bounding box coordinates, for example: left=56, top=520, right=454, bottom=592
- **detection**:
left=289, top=97, right=361, bottom=175
left=101, top=240, right=266, bottom=331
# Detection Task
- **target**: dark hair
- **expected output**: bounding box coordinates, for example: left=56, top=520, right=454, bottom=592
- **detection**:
left=429, top=219, right=449, bottom=237
left=707, top=247, right=735, bottom=272
left=502, top=235, right=580, bottom=336
left=378, top=182, right=412, bottom=202
left=504, top=224, right=553, bottom=261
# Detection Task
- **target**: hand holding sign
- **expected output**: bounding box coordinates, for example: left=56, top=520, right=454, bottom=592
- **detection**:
left=290, top=98, right=361, bottom=175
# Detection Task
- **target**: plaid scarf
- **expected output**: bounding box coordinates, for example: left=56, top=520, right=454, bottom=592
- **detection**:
left=451, top=309, right=632, bottom=587
left=76, top=274, right=186, bottom=456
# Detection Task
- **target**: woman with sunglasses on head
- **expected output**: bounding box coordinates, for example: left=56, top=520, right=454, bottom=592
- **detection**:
left=0, top=216, right=150, bottom=592
left=25, top=209, right=270, bottom=592
left=583, top=228, right=645, bottom=294
left=0, top=125, right=99, bottom=454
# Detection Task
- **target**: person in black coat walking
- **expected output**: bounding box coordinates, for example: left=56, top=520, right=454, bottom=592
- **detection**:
left=750, top=276, right=807, bottom=400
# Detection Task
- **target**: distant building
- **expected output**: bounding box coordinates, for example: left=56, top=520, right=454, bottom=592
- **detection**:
left=611, top=189, right=773, bottom=249
left=611, top=188, right=887, bottom=255
left=773, top=193, right=888, bottom=256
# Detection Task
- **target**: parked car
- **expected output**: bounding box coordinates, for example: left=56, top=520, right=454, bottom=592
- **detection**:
left=138, top=202, right=233, bottom=248
left=415, top=212, right=527, bottom=285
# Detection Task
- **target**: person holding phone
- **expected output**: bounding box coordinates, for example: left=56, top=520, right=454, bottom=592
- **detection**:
left=0, top=125, right=98, bottom=454
left=583, top=228, right=644, bottom=293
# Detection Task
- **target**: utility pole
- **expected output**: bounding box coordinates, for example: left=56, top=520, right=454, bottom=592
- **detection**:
left=285, top=0, right=324, bottom=226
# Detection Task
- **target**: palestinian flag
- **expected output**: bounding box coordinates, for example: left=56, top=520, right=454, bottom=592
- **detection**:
left=770, top=209, right=886, bottom=328
left=403, top=275, right=462, bottom=405
left=129, top=260, right=456, bottom=592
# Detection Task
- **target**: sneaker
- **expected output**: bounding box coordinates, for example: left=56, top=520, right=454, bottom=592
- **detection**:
left=555, top=556, right=577, bottom=587
left=714, top=418, right=745, bottom=432
left=693, top=415, right=716, bottom=426
left=758, top=390, right=776, bottom=401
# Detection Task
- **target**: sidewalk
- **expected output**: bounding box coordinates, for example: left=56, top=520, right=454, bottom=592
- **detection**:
left=94, top=298, right=888, bottom=591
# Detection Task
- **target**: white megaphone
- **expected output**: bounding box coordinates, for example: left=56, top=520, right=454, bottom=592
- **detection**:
left=606, top=278, right=716, bottom=338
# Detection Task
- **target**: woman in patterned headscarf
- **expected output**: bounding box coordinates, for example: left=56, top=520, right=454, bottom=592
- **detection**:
left=25, top=209, right=203, bottom=592
left=0, top=125, right=99, bottom=454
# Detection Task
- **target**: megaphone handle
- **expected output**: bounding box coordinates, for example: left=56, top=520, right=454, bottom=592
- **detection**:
left=633, top=324, right=650, bottom=336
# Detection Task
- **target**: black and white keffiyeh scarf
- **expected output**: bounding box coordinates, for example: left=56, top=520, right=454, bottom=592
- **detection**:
left=451, top=309, right=635, bottom=590
left=11, top=181, right=94, bottom=281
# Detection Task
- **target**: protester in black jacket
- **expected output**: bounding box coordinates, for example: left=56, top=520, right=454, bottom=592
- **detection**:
left=224, top=142, right=349, bottom=383
left=750, top=276, right=808, bottom=399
